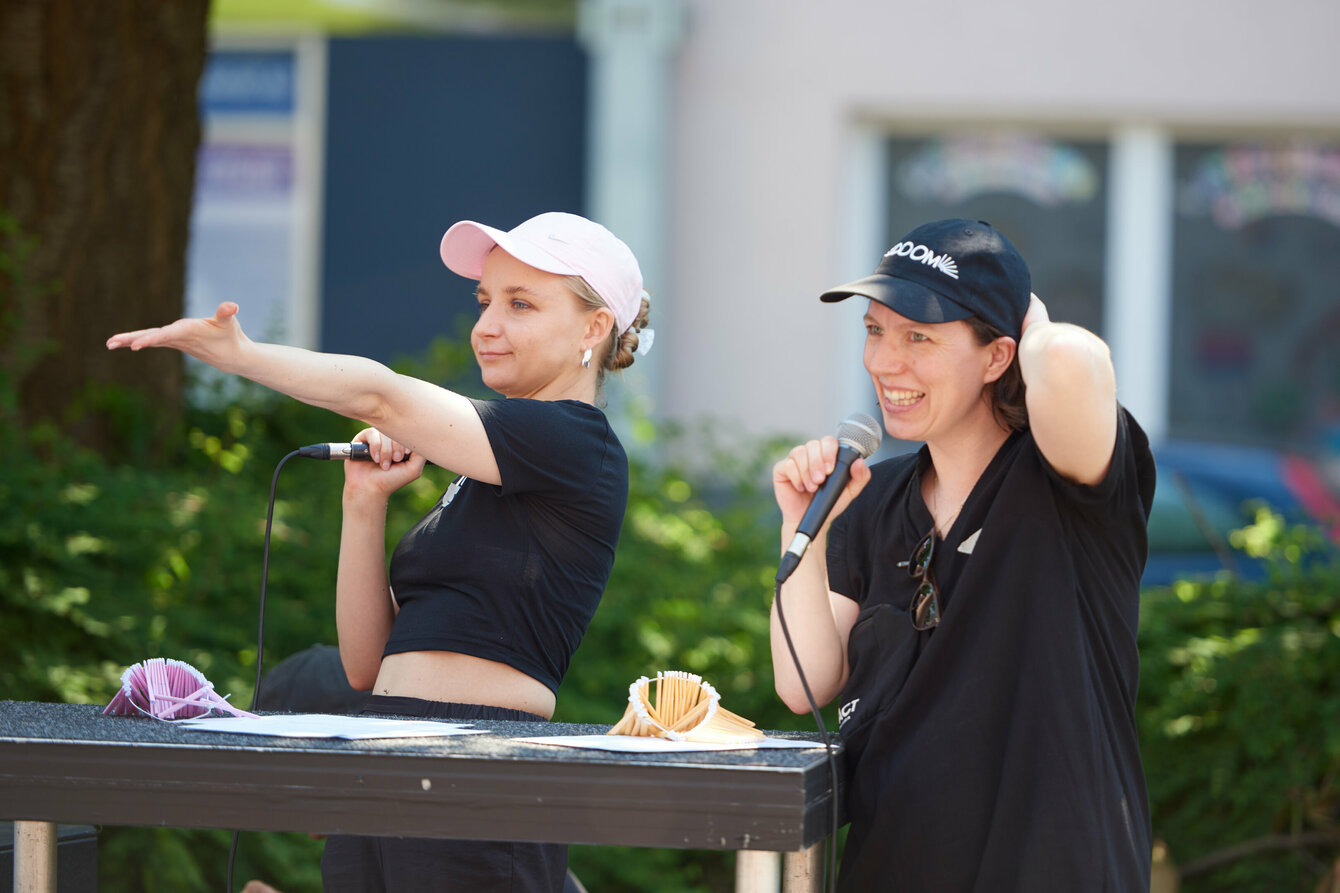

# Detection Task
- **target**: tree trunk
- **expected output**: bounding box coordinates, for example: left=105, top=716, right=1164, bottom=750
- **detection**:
left=0, top=0, right=209, bottom=454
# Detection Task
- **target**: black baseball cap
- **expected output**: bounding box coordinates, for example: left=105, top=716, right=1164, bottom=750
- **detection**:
left=820, top=218, right=1031, bottom=338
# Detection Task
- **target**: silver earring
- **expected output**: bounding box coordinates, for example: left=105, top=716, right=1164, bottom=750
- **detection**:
left=581, top=347, right=592, bottom=369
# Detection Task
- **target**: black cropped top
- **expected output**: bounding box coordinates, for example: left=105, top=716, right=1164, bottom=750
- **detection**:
left=382, top=397, right=628, bottom=693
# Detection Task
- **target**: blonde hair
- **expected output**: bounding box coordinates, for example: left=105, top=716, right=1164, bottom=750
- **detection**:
left=564, top=275, right=652, bottom=388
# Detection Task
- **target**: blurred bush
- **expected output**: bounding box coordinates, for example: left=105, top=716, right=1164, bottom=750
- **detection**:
left=560, top=415, right=810, bottom=892
left=1, top=376, right=368, bottom=891
left=1139, top=507, right=1340, bottom=891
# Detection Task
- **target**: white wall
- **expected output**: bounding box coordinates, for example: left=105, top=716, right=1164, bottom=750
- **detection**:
left=662, top=0, right=1340, bottom=440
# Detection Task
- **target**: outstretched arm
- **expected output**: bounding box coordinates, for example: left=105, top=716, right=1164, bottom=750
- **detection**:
left=108, top=302, right=500, bottom=484
left=1018, top=295, right=1118, bottom=486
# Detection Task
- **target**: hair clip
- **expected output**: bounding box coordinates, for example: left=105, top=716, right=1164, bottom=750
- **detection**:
left=103, top=657, right=258, bottom=721
left=636, top=327, right=655, bottom=356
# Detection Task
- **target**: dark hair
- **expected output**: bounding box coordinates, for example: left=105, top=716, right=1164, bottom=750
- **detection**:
left=965, top=317, right=1028, bottom=432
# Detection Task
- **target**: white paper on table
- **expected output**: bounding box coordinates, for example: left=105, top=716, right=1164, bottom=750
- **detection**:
left=512, top=734, right=824, bottom=753
left=176, top=713, right=488, bottom=740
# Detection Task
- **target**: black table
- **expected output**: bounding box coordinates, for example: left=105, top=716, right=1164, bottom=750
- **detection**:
left=1, top=701, right=840, bottom=892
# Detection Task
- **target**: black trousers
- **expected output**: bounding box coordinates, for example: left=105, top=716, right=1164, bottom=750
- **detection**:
left=321, top=696, right=569, bottom=893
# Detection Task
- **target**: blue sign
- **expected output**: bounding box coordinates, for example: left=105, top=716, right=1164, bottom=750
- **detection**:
left=201, top=51, right=295, bottom=115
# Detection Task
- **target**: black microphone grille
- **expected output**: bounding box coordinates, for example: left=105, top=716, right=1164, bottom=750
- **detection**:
left=837, top=412, right=883, bottom=458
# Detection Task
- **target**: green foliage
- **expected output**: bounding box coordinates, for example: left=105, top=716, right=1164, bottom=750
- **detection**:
left=559, top=417, right=804, bottom=733
left=1, top=389, right=355, bottom=892
left=1139, top=507, right=1340, bottom=890
left=559, top=418, right=811, bottom=892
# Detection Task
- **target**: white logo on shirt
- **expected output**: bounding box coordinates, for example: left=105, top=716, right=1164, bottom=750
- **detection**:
left=958, top=528, right=982, bottom=555
left=838, top=697, right=860, bottom=727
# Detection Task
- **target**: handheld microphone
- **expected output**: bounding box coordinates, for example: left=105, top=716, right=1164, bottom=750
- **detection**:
left=297, top=442, right=372, bottom=461
left=776, top=412, right=882, bottom=584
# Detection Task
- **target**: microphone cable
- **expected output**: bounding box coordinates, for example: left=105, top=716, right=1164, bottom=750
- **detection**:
left=210, top=438, right=415, bottom=887
left=772, top=413, right=880, bottom=892
left=224, top=442, right=392, bottom=889
left=226, top=448, right=301, bottom=893
left=773, top=579, right=840, bottom=892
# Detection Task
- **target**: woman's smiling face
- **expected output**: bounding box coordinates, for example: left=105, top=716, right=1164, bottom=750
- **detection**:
left=862, top=299, right=1009, bottom=444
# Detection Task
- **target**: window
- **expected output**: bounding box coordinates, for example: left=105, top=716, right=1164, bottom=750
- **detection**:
left=1170, top=141, right=1340, bottom=450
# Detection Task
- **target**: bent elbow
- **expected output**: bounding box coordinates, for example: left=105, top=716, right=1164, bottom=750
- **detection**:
left=1023, top=327, right=1115, bottom=404
left=1023, top=324, right=1111, bottom=380
left=345, top=667, right=377, bottom=686
left=341, top=657, right=378, bottom=692
left=776, top=683, right=822, bottom=716
left=356, top=393, right=395, bottom=430
left=345, top=670, right=375, bottom=692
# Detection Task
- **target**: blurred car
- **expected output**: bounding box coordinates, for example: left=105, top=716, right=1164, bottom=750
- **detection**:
left=1143, top=439, right=1340, bottom=587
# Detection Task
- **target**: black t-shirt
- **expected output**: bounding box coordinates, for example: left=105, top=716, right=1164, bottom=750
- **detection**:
left=382, top=398, right=628, bottom=694
left=827, top=408, right=1155, bottom=892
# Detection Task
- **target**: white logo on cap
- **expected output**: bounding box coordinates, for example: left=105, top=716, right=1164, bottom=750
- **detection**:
left=884, top=241, right=960, bottom=279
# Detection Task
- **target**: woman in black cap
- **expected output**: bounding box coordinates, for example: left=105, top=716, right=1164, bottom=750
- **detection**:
left=770, top=219, right=1155, bottom=891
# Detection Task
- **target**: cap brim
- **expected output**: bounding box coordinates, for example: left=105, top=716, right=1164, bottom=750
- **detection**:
left=819, top=273, right=972, bottom=324
left=439, top=220, right=582, bottom=280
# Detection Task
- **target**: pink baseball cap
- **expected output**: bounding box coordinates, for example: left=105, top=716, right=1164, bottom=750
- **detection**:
left=440, top=211, right=645, bottom=335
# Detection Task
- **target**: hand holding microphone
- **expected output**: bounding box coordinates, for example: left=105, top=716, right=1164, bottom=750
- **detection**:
left=299, top=428, right=413, bottom=467
left=774, top=413, right=882, bottom=584
left=301, top=428, right=426, bottom=500
left=297, top=442, right=376, bottom=460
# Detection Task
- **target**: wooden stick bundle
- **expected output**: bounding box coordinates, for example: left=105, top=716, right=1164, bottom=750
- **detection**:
left=607, top=670, right=764, bottom=745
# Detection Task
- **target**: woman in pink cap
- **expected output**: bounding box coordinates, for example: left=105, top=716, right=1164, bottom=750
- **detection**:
left=108, top=211, right=651, bottom=892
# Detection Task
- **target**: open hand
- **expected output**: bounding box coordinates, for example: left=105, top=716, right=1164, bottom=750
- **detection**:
left=106, top=302, right=249, bottom=370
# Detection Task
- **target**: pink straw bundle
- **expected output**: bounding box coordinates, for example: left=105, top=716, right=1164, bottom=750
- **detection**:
left=103, top=657, right=258, bottom=721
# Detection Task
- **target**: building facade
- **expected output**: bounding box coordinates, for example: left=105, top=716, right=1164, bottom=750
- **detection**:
left=659, top=0, right=1340, bottom=458
left=197, top=0, right=1340, bottom=460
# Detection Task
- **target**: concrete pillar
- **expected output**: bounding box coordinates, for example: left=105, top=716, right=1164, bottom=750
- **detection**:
left=735, top=850, right=781, bottom=893
left=782, top=842, right=825, bottom=893
left=13, top=821, right=56, bottom=893
left=1104, top=124, right=1174, bottom=443
left=577, top=0, right=685, bottom=424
